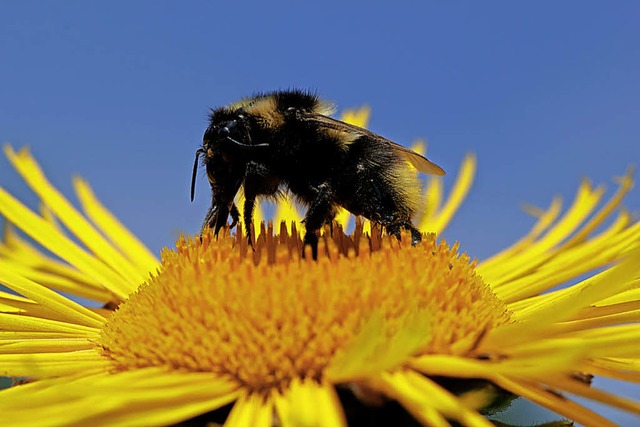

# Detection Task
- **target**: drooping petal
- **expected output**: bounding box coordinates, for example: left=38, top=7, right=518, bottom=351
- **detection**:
left=224, top=393, right=273, bottom=427
left=373, top=370, right=494, bottom=427
left=273, top=379, right=346, bottom=427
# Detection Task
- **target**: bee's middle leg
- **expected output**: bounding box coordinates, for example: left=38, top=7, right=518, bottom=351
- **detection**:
left=243, top=178, right=259, bottom=249
left=302, top=183, right=335, bottom=260
left=229, top=203, right=240, bottom=229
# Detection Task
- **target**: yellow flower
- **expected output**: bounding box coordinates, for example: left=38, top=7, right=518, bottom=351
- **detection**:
left=0, top=109, right=638, bottom=427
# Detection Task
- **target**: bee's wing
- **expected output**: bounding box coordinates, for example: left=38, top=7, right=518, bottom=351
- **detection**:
left=302, top=113, right=445, bottom=176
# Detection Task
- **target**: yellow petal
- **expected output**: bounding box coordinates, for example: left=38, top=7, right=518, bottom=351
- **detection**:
left=4, top=146, right=149, bottom=286
left=224, top=393, right=272, bottom=427
left=273, top=379, right=346, bottom=427
left=487, top=249, right=640, bottom=347
left=0, top=263, right=106, bottom=328
left=374, top=370, right=493, bottom=427
left=421, top=153, right=476, bottom=234
left=490, top=375, right=617, bottom=427
left=497, top=211, right=640, bottom=303
left=561, top=167, right=634, bottom=248
left=340, top=106, right=371, bottom=128
left=74, top=177, right=159, bottom=273
left=334, top=208, right=352, bottom=231
left=0, top=368, right=240, bottom=427
left=0, top=349, right=107, bottom=377
left=327, top=309, right=432, bottom=382
left=273, top=194, right=303, bottom=232
left=0, top=225, right=112, bottom=302
left=0, top=313, right=99, bottom=335
left=0, top=338, right=94, bottom=353
left=479, top=179, right=604, bottom=284
left=479, top=197, right=562, bottom=270
left=543, top=374, right=640, bottom=416
left=0, top=186, right=134, bottom=300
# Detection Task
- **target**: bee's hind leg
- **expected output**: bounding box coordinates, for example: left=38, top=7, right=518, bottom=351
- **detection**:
left=404, top=223, right=422, bottom=246
left=383, top=220, right=422, bottom=246
left=385, top=223, right=403, bottom=242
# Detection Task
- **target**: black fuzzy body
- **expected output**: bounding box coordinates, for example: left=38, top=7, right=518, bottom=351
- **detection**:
left=198, top=90, right=429, bottom=257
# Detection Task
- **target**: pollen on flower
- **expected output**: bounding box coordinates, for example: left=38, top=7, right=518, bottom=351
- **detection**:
left=98, top=223, right=510, bottom=394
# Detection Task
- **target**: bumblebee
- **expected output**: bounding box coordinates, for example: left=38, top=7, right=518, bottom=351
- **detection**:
left=191, top=90, right=445, bottom=258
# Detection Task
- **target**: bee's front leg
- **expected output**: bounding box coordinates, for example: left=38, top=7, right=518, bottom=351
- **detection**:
left=243, top=194, right=256, bottom=250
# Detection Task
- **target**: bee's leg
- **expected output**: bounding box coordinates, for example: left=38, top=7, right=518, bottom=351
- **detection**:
left=202, top=203, right=218, bottom=232
left=385, top=223, right=403, bottom=241
left=379, top=213, right=403, bottom=242
left=229, top=203, right=240, bottom=229
left=404, top=223, right=422, bottom=246
left=303, top=232, right=319, bottom=260
left=243, top=196, right=256, bottom=249
left=302, top=183, right=334, bottom=260
left=382, top=219, right=422, bottom=246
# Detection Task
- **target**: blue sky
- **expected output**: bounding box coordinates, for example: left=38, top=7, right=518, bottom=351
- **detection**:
left=1, top=1, right=639, bottom=423
left=1, top=1, right=639, bottom=256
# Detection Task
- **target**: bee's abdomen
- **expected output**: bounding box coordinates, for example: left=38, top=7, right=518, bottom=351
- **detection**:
left=336, top=139, right=420, bottom=222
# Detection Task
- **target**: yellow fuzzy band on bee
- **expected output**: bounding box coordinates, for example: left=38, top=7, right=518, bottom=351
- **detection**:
left=315, top=100, right=336, bottom=116
left=243, top=97, right=285, bottom=127
left=390, top=162, right=422, bottom=214
left=324, top=128, right=360, bottom=149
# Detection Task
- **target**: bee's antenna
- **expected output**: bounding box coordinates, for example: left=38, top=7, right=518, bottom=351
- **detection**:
left=226, top=137, right=270, bottom=150
left=191, top=149, right=205, bottom=202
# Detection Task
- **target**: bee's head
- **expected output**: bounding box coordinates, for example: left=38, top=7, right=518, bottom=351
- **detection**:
left=191, top=107, right=272, bottom=233
left=203, top=108, right=255, bottom=159
left=191, top=108, right=267, bottom=234
left=195, top=145, right=245, bottom=234
left=199, top=110, right=252, bottom=193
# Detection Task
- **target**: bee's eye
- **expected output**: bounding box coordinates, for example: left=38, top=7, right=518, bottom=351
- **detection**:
left=285, top=107, right=300, bottom=117
left=219, top=120, right=238, bottom=137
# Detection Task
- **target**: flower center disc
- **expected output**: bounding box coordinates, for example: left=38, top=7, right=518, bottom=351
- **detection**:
left=99, top=224, right=510, bottom=393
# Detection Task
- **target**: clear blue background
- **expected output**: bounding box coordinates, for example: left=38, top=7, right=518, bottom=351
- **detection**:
left=1, top=1, right=639, bottom=424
